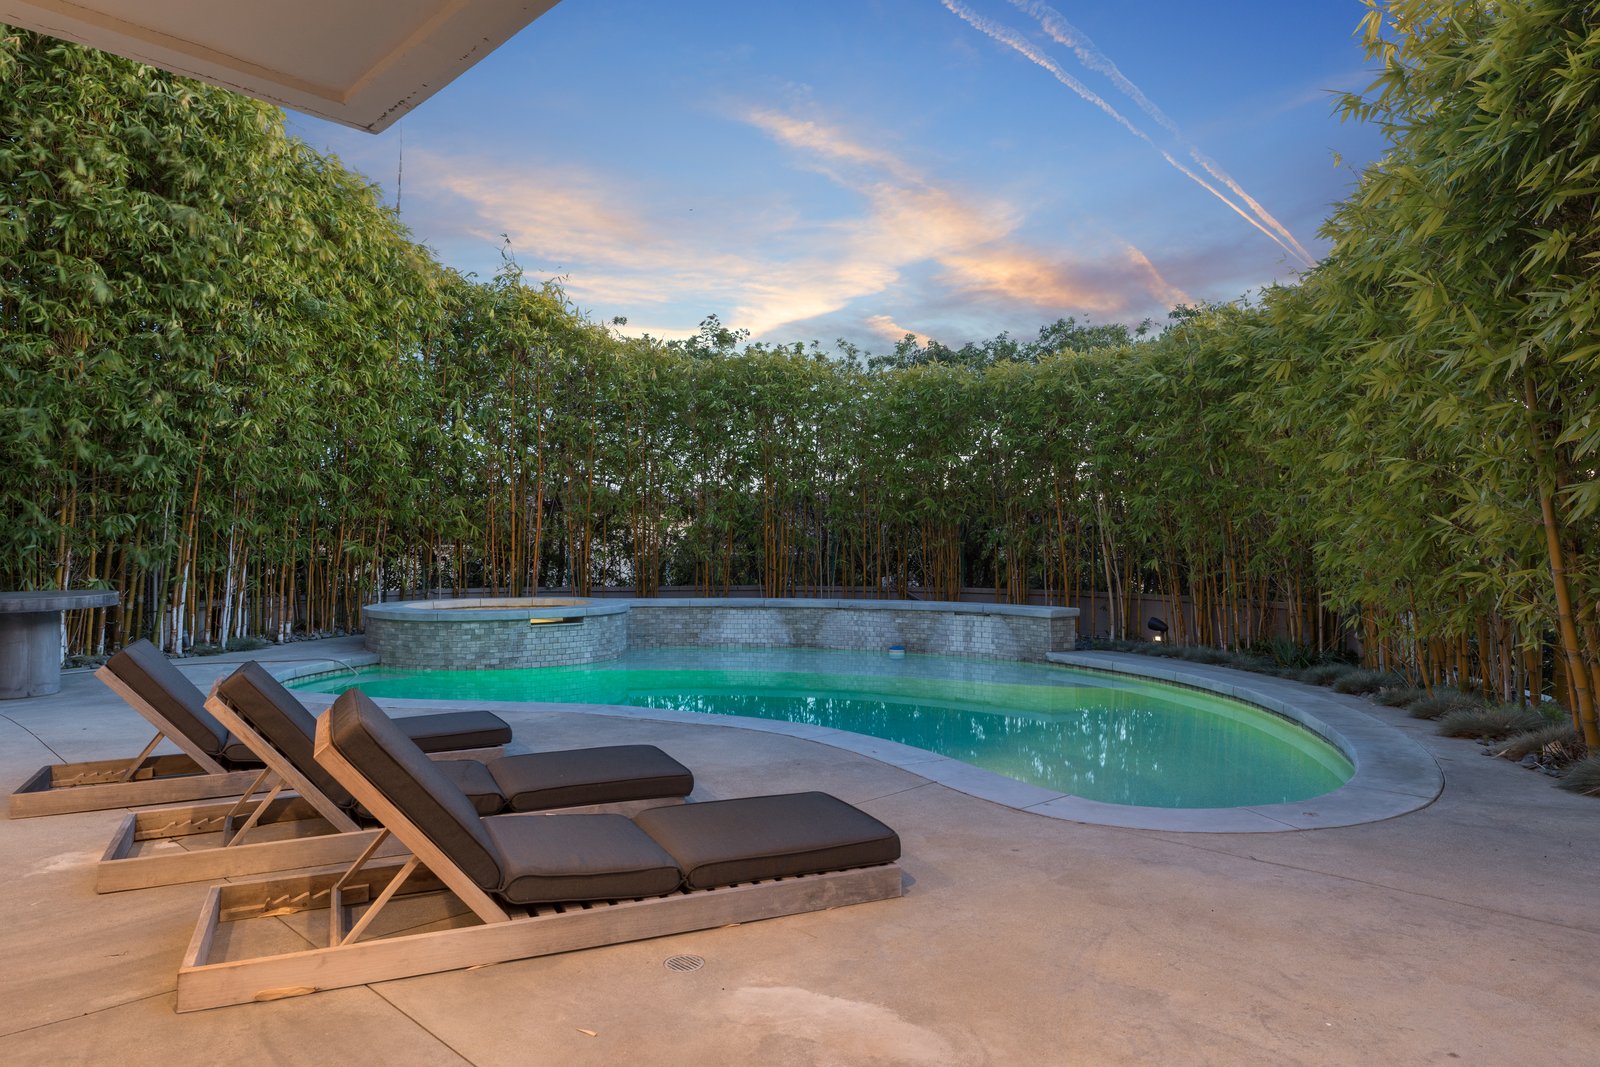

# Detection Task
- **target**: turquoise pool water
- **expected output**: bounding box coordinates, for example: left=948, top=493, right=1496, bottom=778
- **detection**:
left=291, top=649, right=1352, bottom=808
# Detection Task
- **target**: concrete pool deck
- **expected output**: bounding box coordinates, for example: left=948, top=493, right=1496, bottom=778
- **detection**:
left=1, top=637, right=1596, bottom=1064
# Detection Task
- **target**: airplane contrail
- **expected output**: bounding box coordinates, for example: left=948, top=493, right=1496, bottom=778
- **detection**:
left=940, top=0, right=1315, bottom=267
left=1124, top=242, right=1192, bottom=309
left=1008, top=0, right=1316, bottom=265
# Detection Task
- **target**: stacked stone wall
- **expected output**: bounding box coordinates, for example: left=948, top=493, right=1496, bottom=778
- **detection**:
left=626, top=600, right=1074, bottom=662
left=365, top=611, right=627, bottom=670
left=364, top=598, right=1077, bottom=668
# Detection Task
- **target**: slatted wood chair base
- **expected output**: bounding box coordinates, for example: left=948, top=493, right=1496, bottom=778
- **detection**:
left=94, top=790, right=687, bottom=892
left=173, top=688, right=905, bottom=1013
left=94, top=794, right=408, bottom=893
left=90, top=675, right=676, bottom=893
left=9, top=659, right=250, bottom=818
left=7, top=749, right=499, bottom=821
left=9, top=760, right=267, bottom=818
left=176, top=859, right=904, bottom=1012
left=7, top=656, right=504, bottom=820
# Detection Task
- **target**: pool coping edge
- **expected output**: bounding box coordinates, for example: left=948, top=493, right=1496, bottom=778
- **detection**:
left=276, top=649, right=1442, bottom=834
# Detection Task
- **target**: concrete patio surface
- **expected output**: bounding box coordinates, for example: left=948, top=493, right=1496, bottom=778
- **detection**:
left=1, top=638, right=1595, bottom=1065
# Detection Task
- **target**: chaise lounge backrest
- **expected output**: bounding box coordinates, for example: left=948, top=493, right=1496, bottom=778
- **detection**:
left=215, top=662, right=358, bottom=811
left=326, top=688, right=505, bottom=891
left=104, top=639, right=230, bottom=760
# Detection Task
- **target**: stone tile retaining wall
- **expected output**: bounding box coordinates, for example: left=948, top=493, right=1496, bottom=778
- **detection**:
left=365, top=597, right=1077, bottom=669
left=627, top=599, right=1076, bottom=662
left=365, top=607, right=627, bottom=670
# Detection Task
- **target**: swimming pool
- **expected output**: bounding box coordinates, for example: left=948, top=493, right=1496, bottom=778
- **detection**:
left=291, top=648, right=1353, bottom=809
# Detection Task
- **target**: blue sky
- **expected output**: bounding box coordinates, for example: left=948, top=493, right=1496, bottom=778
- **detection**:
left=287, top=0, right=1387, bottom=350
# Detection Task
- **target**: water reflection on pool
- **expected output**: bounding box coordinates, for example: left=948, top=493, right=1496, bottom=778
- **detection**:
left=292, top=648, right=1353, bottom=808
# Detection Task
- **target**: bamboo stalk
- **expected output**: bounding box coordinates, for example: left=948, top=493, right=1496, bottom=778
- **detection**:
left=1525, top=378, right=1598, bottom=747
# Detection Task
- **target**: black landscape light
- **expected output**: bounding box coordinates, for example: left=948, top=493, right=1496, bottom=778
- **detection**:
left=1147, top=616, right=1169, bottom=642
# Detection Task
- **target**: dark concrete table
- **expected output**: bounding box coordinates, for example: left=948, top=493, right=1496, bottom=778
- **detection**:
left=0, top=590, right=119, bottom=699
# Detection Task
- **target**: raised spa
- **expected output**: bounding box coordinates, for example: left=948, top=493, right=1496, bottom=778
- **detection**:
left=293, top=647, right=1354, bottom=809
left=361, top=596, right=1079, bottom=670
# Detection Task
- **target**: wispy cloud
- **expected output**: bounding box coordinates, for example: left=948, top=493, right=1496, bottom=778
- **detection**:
left=741, top=109, right=927, bottom=186
left=936, top=249, right=1128, bottom=315
left=1123, top=243, right=1191, bottom=309
left=865, top=314, right=932, bottom=347
left=404, top=107, right=1186, bottom=345
left=941, top=0, right=1316, bottom=268
left=738, top=107, right=1185, bottom=327
left=414, top=152, right=810, bottom=326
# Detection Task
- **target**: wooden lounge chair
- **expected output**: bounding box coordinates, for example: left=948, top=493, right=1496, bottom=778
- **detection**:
left=98, top=662, right=693, bottom=892
left=8, top=639, right=512, bottom=818
left=176, top=688, right=903, bottom=1012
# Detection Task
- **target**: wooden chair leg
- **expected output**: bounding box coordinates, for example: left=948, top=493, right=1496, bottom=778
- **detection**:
left=221, top=776, right=286, bottom=848
left=329, top=829, right=400, bottom=947
left=117, top=732, right=167, bottom=782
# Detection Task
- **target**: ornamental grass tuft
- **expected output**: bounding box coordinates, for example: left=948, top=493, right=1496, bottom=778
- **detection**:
left=1177, top=646, right=1236, bottom=666
left=1331, top=669, right=1406, bottom=695
left=1491, top=724, right=1585, bottom=763
left=1556, top=756, right=1600, bottom=797
left=1297, top=663, right=1354, bottom=687
left=1407, top=691, right=1484, bottom=720
left=1254, top=638, right=1322, bottom=670
left=1436, top=704, right=1546, bottom=740
left=1371, top=686, right=1428, bottom=708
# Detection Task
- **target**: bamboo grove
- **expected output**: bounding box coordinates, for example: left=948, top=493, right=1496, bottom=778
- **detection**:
left=2, top=4, right=1597, bottom=748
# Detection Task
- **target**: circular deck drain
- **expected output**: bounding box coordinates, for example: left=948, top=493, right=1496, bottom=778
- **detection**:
left=664, top=954, right=704, bottom=972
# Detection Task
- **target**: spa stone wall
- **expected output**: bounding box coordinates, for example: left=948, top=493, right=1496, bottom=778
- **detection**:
left=365, top=598, right=1076, bottom=668
left=365, top=609, right=627, bottom=670
left=626, top=599, right=1075, bottom=662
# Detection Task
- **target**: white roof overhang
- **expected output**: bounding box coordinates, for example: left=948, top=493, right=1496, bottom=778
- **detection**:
left=0, top=1, right=562, bottom=132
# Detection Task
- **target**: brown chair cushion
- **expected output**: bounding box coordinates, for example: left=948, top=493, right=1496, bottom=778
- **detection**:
left=634, top=792, right=900, bottom=890
left=217, top=670, right=508, bottom=767
left=353, top=761, right=504, bottom=823
left=436, top=760, right=506, bottom=816
left=482, top=813, right=682, bottom=905
left=220, top=714, right=511, bottom=765
left=488, top=745, right=693, bottom=812
left=223, top=714, right=507, bottom=763
left=217, top=662, right=356, bottom=809
left=326, top=688, right=506, bottom=892
left=392, top=710, right=511, bottom=753
left=105, top=639, right=232, bottom=761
